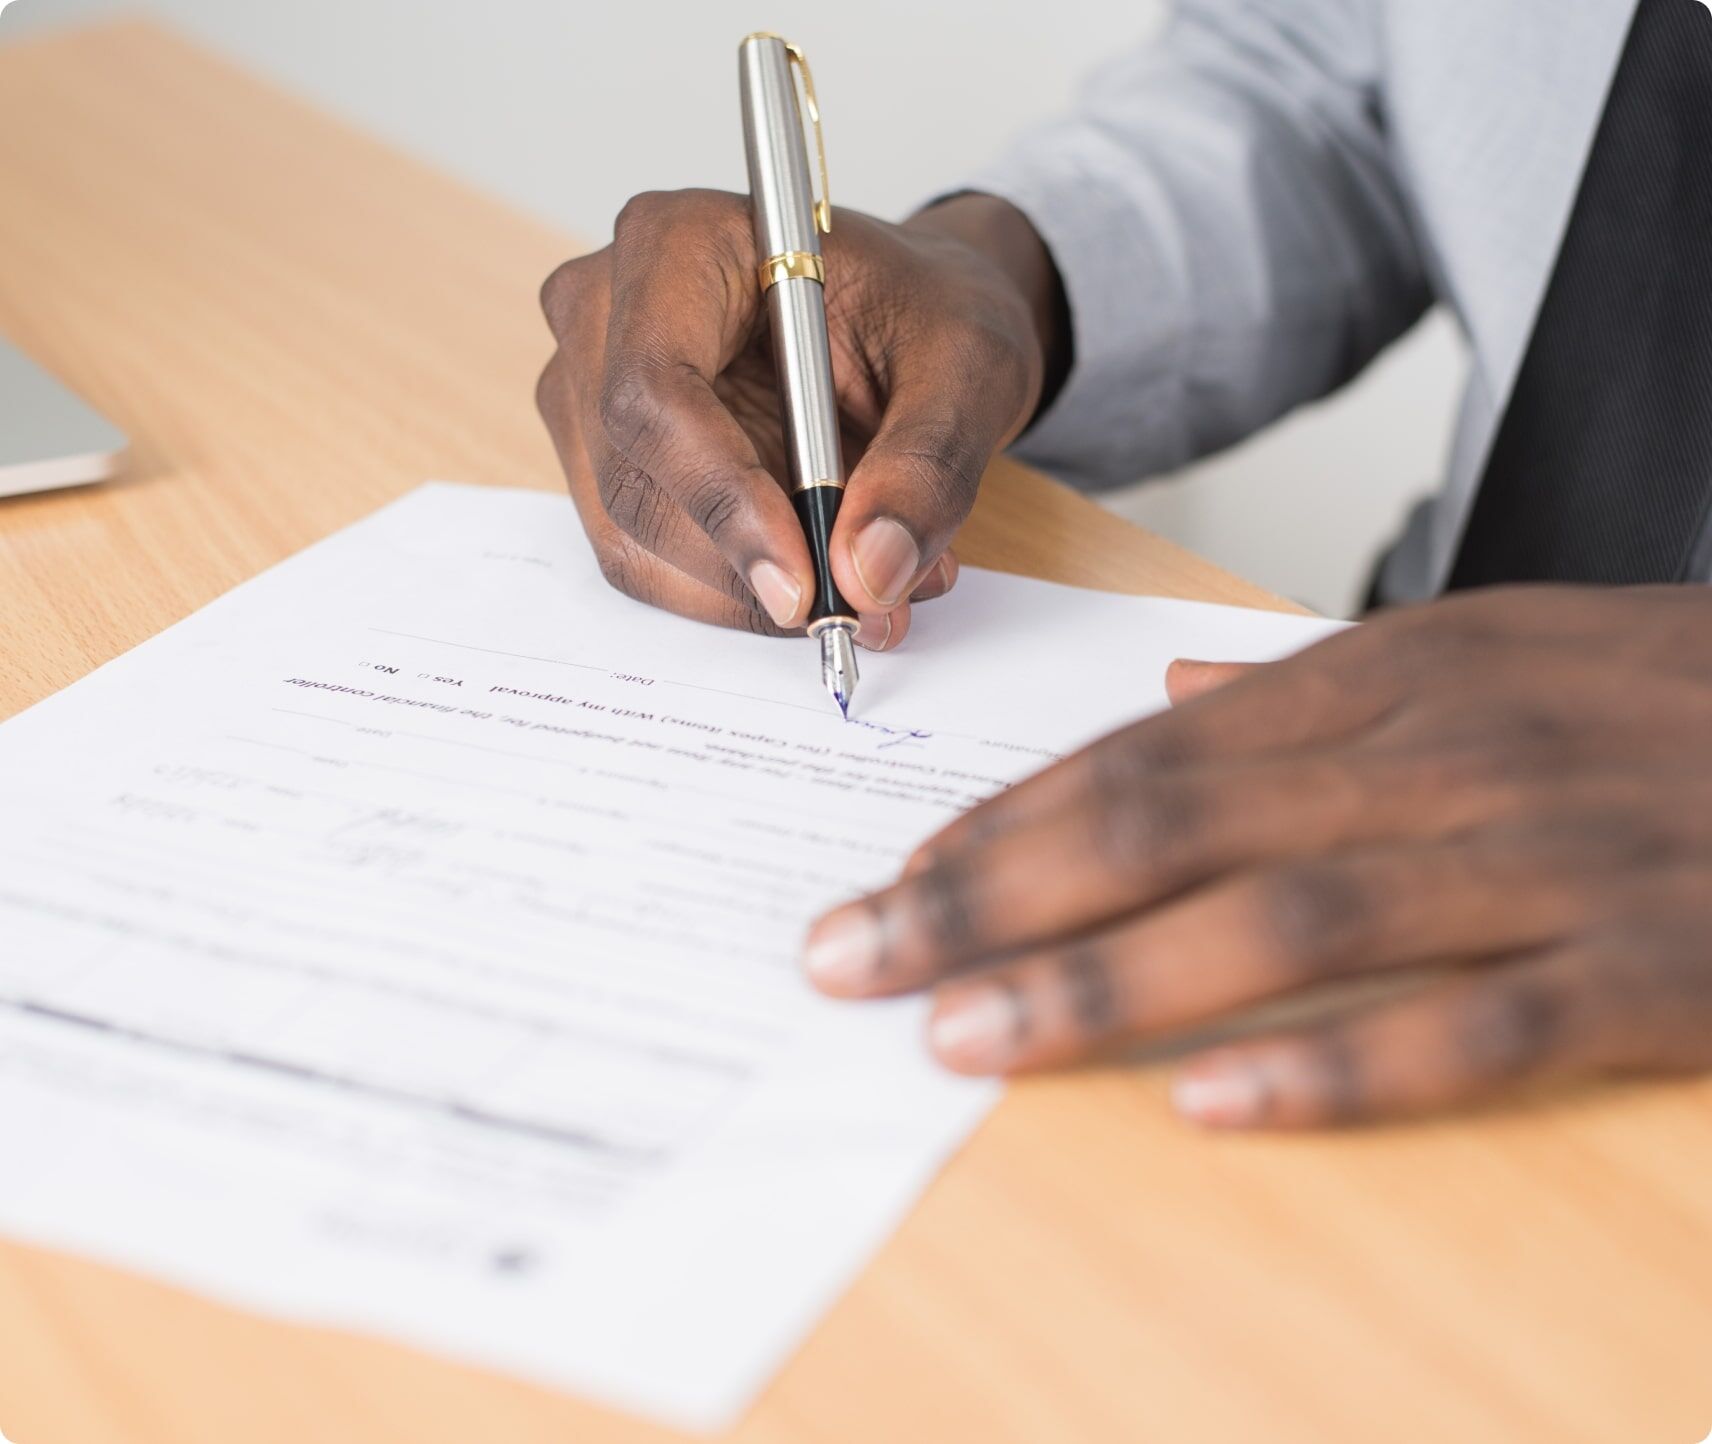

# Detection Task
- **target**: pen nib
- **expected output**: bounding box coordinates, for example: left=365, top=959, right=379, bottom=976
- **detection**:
left=818, top=623, right=859, bottom=719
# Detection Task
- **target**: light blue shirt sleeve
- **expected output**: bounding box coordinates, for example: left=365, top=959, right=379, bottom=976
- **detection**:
left=961, top=0, right=1432, bottom=490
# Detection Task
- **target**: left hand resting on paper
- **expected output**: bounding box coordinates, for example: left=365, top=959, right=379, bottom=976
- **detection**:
left=801, top=586, right=1712, bottom=1128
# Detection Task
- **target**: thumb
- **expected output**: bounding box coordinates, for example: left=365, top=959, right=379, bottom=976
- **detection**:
left=830, top=359, right=1021, bottom=616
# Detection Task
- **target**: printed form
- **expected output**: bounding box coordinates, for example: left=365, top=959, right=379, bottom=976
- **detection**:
left=0, top=484, right=1342, bottom=1430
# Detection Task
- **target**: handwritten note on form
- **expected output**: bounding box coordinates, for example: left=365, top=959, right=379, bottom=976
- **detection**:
left=0, top=483, right=1343, bottom=1430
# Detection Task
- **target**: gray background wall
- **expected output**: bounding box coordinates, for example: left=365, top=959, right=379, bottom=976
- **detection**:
left=1, top=0, right=1465, bottom=616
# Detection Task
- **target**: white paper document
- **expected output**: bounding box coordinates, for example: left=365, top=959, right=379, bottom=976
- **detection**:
left=0, top=483, right=1342, bottom=1430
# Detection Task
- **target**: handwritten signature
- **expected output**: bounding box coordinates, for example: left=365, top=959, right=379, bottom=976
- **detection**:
left=847, top=718, right=933, bottom=750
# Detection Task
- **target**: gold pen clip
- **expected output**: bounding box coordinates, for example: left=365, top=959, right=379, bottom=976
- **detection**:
left=783, top=40, right=832, bottom=234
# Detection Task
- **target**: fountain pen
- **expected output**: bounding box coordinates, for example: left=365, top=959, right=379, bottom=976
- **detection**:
left=738, top=33, right=859, bottom=718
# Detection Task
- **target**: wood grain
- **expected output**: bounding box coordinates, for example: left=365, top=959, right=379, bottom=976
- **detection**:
left=0, top=21, right=1708, bottom=1444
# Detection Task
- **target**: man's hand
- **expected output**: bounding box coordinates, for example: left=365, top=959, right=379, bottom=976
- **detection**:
left=802, top=587, right=1712, bottom=1128
left=536, top=191, right=1064, bottom=649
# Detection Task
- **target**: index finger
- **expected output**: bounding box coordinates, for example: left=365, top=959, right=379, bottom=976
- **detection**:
left=828, top=335, right=1033, bottom=615
left=912, top=633, right=1384, bottom=868
left=598, top=190, right=815, bottom=627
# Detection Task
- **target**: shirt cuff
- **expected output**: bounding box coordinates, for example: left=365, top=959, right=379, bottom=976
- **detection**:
left=948, top=125, right=1194, bottom=490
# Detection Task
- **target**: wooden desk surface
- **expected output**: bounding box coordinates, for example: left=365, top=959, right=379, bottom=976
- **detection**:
left=1, top=21, right=1708, bottom=1444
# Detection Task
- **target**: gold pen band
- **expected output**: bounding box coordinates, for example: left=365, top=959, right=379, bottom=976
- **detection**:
left=759, top=250, right=825, bottom=291
left=793, top=476, right=845, bottom=495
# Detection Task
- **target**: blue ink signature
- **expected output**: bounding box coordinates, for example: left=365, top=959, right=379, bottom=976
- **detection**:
left=847, top=717, right=934, bottom=750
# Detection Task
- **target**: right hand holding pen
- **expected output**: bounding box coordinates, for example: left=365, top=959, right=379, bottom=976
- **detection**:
left=536, top=190, right=1064, bottom=648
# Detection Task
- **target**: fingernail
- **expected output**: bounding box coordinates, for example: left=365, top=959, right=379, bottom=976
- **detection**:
left=803, top=908, right=882, bottom=992
left=1171, top=1063, right=1268, bottom=1128
left=929, top=987, right=1019, bottom=1071
left=856, top=611, right=894, bottom=651
left=852, top=518, right=920, bottom=608
left=1168, top=659, right=1223, bottom=683
left=910, top=553, right=958, bottom=601
left=749, top=561, right=803, bottom=627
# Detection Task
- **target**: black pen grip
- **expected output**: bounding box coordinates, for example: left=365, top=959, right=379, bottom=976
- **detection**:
left=793, top=485, right=856, bottom=627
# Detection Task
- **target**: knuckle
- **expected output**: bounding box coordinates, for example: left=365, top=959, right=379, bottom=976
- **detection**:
left=679, top=468, right=746, bottom=543
left=1304, top=1029, right=1367, bottom=1126
left=908, top=857, right=982, bottom=958
left=535, top=357, right=587, bottom=446
left=1087, top=777, right=1206, bottom=882
left=1256, top=863, right=1378, bottom=976
left=947, top=807, right=1011, bottom=853
left=1088, top=722, right=1193, bottom=789
left=613, top=189, right=670, bottom=241
left=1058, top=945, right=1123, bottom=1038
left=1373, top=610, right=1493, bottom=678
left=534, top=357, right=563, bottom=425
left=599, top=362, right=668, bottom=458
left=1382, top=702, right=1566, bottom=793
left=538, top=258, right=580, bottom=321
left=539, top=253, right=610, bottom=341
left=615, top=189, right=746, bottom=272
left=1083, top=734, right=1205, bottom=876
left=1489, top=805, right=1679, bottom=874
left=1575, top=811, right=1681, bottom=871
left=1458, top=978, right=1566, bottom=1081
left=1461, top=703, right=1576, bottom=779
left=595, top=453, right=670, bottom=552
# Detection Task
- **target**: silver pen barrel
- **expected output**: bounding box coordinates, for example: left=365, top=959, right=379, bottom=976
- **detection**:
left=738, top=33, right=859, bottom=717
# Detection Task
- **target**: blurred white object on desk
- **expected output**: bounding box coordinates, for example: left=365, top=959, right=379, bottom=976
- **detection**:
left=0, top=337, right=126, bottom=498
